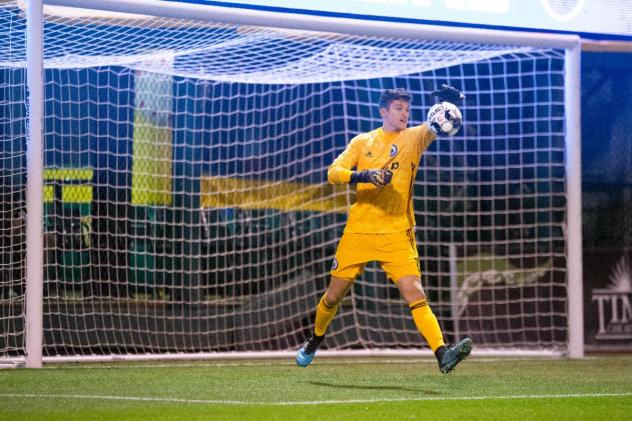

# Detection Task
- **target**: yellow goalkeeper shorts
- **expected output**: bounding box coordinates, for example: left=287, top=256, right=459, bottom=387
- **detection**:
left=330, top=230, right=421, bottom=282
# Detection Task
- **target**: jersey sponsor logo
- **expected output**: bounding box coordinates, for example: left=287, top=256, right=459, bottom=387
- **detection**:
left=365, top=151, right=373, bottom=157
left=331, top=258, right=338, bottom=270
left=390, top=144, right=398, bottom=157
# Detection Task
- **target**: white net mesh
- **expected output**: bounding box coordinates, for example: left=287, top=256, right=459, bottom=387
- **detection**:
left=1, top=0, right=568, bottom=358
left=1, top=2, right=28, bottom=358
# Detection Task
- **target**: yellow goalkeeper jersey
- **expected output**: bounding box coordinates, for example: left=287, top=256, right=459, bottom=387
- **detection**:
left=328, top=124, right=436, bottom=234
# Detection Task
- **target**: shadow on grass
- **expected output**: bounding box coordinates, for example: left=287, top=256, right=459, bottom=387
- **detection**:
left=308, top=381, right=440, bottom=395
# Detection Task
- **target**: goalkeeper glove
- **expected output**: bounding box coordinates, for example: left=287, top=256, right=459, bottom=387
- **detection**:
left=431, top=84, right=465, bottom=105
left=350, top=169, right=393, bottom=188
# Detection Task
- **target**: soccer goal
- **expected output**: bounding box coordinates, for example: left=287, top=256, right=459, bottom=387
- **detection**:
left=0, top=0, right=583, bottom=367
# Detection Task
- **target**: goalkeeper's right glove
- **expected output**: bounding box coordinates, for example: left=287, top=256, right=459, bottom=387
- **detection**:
left=431, top=84, right=465, bottom=105
left=350, top=169, right=393, bottom=188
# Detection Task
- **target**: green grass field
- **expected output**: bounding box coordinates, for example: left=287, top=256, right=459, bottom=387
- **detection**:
left=1, top=355, right=632, bottom=420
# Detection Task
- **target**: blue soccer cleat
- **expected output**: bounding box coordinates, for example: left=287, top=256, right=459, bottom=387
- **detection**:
left=439, top=337, right=473, bottom=374
left=296, top=345, right=315, bottom=367
left=295, top=335, right=324, bottom=368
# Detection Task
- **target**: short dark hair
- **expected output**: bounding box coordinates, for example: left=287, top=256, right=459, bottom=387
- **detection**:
left=379, top=88, right=412, bottom=109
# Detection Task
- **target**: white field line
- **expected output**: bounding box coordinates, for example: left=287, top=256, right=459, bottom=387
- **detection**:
left=1, top=392, right=631, bottom=406
left=34, top=357, right=594, bottom=370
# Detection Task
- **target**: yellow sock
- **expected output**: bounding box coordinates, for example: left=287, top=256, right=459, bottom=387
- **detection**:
left=409, top=299, right=445, bottom=352
left=314, top=295, right=338, bottom=337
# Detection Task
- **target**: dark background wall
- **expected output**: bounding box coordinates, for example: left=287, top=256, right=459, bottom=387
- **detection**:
left=581, top=51, right=632, bottom=350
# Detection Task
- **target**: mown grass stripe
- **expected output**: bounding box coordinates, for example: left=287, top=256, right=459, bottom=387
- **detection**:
left=2, top=392, right=631, bottom=406
left=36, top=357, right=586, bottom=370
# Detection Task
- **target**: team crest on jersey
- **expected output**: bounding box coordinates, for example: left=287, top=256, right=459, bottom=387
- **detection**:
left=331, top=258, right=338, bottom=271
left=390, top=144, right=398, bottom=157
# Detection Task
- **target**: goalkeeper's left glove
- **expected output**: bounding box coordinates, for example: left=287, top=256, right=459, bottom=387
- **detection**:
left=350, top=169, right=393, bottom=188
left=431, top=84, right=465, bottom=105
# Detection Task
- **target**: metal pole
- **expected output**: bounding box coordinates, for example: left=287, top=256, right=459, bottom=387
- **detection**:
left=565, top=42, right=584, bottom=359
left=45, top=0, right=580, bottom=49
left=25, top=0, right=45, bottom=368
left=449, top=244, right=460, bottom=342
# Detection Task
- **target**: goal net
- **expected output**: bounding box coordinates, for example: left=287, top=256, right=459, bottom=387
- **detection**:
left=1, top=0, right=573, bottom=361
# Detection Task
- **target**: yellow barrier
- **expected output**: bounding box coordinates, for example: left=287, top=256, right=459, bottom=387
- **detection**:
left=43, top=168, right=93, bottom=203
left=201, top=176, right=350, bottom=213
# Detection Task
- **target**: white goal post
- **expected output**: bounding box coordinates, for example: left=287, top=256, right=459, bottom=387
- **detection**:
left=4, top=0, right=583, bottom=367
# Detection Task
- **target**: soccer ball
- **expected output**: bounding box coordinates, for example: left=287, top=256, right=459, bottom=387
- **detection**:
left=427, top=101, right=462, bottom=136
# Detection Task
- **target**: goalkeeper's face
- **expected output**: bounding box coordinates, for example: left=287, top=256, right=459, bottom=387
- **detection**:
left=380, top=99, right=410, bottom=132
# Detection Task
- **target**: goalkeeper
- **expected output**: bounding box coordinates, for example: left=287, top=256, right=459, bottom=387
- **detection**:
left=296, top=86, right=472, bottom=374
